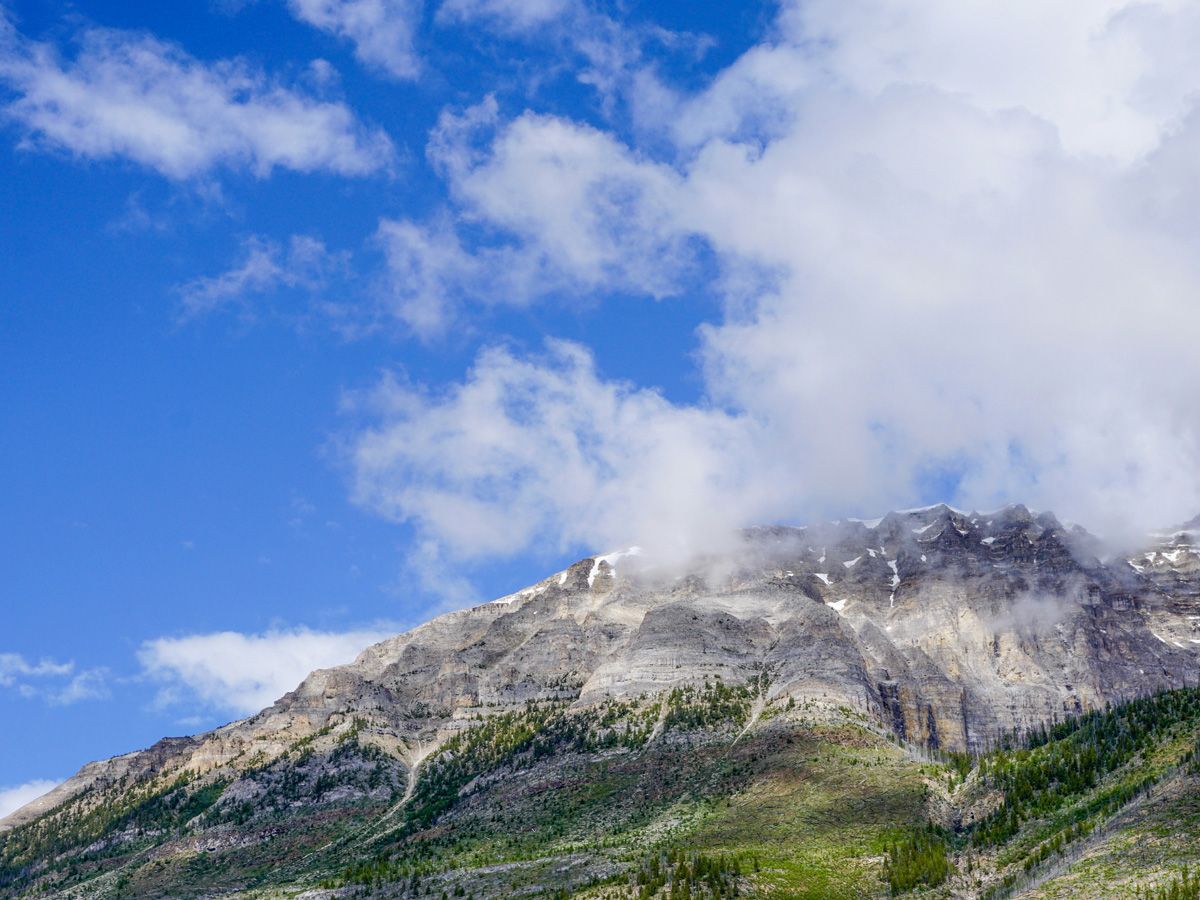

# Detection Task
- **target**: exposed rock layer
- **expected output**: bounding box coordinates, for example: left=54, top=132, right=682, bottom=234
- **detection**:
left=5, top=503, right=1198, bottom=830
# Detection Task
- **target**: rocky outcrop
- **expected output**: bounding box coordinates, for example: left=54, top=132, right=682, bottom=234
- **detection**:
left=5, top=504, right=1199, bottom=832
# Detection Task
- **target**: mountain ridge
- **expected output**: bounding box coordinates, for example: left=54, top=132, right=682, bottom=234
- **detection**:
left=5, top=502, right=1197, bottom=832
left=3, top=502, right=1200, bottom=898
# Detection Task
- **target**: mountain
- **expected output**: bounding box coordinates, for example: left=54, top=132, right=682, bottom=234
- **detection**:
left=3, top=503, right=1200, bottom=899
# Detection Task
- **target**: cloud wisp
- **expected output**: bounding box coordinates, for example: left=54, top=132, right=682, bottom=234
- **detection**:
left=0, top=16, right=394, bottom=179
left=176, top=235, right=348, bottom=321
left=286, top=0, right=422, bottom=80
left=0, top=653, right=109, bottom=706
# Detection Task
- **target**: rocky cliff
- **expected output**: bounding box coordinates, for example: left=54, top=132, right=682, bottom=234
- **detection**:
left=2, top=504, right=1198, bottom=898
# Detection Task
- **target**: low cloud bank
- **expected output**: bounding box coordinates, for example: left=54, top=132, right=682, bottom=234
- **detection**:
left=0, top=780, right=60, bottom=821
left=138, top=626, right=394, bottom=717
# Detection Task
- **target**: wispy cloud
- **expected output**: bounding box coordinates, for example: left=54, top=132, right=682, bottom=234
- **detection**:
left=176, top=234, right=347, bottom=320
left=0, top=653, right=109, bottom=705
left=437, top=0, right=572, bottom=34
left=0, top=653, right=73, bottom=685
left=0, top=16, right=394, bottom=179
left=138, top=626, right=395, bottom=716
left=286, top=0, right=422, bottom=80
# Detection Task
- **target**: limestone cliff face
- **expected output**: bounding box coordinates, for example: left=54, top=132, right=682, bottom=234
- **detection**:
left=5, top=504, right=1198, bottom=830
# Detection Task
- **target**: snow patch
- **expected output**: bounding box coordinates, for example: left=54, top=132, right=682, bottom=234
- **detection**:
left=828, top=598, right=847, bottom=612
left=981, top=536, right=997, bottom=545
left=588, top=546, right=642, bottom=587
left=895, top=503, right=969, bottom=515
left=492, top=585, right=545, bottom=605
left=843, top=556, right=862, bottom=569
left=815, top=573, right=831, bottom=585
left=848, top=516, right=884, bottom=528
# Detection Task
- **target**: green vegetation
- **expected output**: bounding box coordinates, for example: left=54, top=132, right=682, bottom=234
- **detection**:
left=884, top=825, right=954, bottom=895
left=1140, top=866, right=1200, bottom=900
left=8, top=684, right=1200, bottom=899
left=0, top=770, right=228, bottom=882
left=965, top=686, right=1200, bottom=892
left=625, top=848, right=744, bottom=898
left=661, top=679, right=756, bottom=732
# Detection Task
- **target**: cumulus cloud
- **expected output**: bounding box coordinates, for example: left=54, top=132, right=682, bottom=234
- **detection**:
left=364, top=97, right=695, bottom=336
left=0, top=780, right=60, bottom=821
left=0, top=17, right=394, bottom=179
left=781, top=0, right=1200, bottom=163
left=138, top=626, right=395, bottom=716
left=432, top=102, right=690, bottom=294
left=348, top=340, right=780, bottom=568
left=287, top=0, right=421, bottom=80
left=347, top=0, right=1200, bottom=576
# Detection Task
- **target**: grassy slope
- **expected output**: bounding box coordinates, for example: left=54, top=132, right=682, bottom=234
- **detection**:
left=8, top=686, right=1200, bottom=898
left=321, top=691, right=936, bottom=899
left=1015, top=770, right=1200, bottom=899
left=953, top=689, right=1200, bottom=899
left=682, top=725, right=930, bottom=899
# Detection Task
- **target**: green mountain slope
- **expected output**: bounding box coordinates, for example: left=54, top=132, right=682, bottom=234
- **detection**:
left=4, top=684, right=1200, bottom=899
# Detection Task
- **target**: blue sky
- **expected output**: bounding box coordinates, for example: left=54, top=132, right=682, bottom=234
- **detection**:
left=4, top=0, right=1200, bottom=810
left=0, top=0, right=764, bottom=797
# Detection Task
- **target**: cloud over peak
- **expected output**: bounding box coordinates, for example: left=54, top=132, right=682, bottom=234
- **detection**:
left=344, top=0, right=1200, bottom=576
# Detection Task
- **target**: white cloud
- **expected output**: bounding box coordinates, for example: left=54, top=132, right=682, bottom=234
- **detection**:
left=373, top=216, right=480, bottom=336
left=138, top=626, right=395, bottom=716
left=177, top=234, right=345, bottom=319
left=0, top=653, right=108, bottom=705
left=0, top=653, right=73, bottom=686
left=0, top=780, right=60, bottom=821
left=781, top=0, right=1200, bottom=163
left=0, top=18, right=394, bottom=179
left=428, top=99, right=692, bottom=293
left=434, top=0, right=696, bottom=112
left=362, top=97, right=694, bottom=337
left=349, top=341, right=778, bottom=568
left=437, top=0, right=573, bottom=33
left=347, top=0, right=1200, bottom=572
left=52, top=669, right=111, bottom=705
left=287, top=0, right=421, bottom=80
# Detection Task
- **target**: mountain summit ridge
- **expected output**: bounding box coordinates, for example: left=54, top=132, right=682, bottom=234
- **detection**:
left=6, top=502, right=1198, bottom=837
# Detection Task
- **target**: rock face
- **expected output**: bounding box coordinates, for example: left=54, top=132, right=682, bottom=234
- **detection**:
left=4, top=504, right=1199, bottom=831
